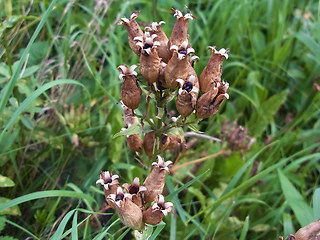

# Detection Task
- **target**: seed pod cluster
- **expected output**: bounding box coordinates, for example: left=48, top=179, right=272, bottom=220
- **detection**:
left=117, top=8, right=231, bottom=157
left=96, top=156, right=173, bottom=230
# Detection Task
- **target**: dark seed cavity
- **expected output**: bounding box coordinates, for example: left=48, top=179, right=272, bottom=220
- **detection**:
left=115, top=193, right=124, bottom=201
left=129, top=185, right=139, bottom=194
left=178, top=50, right=187, bottom=55
left=144, top=43, right=153, bottom=49
left=182, top=82, right=193, bottom=92
left=105, top=178, right=112, bottom=184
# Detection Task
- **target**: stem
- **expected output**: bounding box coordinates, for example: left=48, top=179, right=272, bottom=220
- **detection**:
left=171, top=150, right=226, bottom=171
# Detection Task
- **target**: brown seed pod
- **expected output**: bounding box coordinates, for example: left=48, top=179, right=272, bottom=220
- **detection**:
left=168, top=8, right=195, bottom=52
left=123, top=177, right=147, bottom=208
left=145, top=21, right=171, bottom=63
left=142, top=195, right=173, bottom=225
left=199, top=46, right=229, bottom=93
left=116, top=11, right=144, bottom=56
left=126, top=134, right=144, bottom=153
left=143, top=156, right=172, bottom=203
left=135, top=32, right=161, bottom=84
left=118, top=65, right=141, bottom=110
left=176, top=76, right=199, bottom=117
left=294, top=219, right=320, bottom=240
left=143, top=131, right=155, bottom=157
left=96, top=171, right=119, bottom=201
left=196, top=81, right=229, bottom=119
left=108, top=187, right=144, bottom=230
left=157, top=61, right=168, bottom=90
left=164, top=41, right=195, bottom=89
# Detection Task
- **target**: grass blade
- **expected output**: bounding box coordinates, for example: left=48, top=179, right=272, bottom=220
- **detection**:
left=278, top=169, right=313, bottom=226
left=50, top=209, right=76, bottom=240
left=71, top=211, right=78, bottom=240
left=239, top=216, right=249, bottom=240
left=0, top=190, right=95, bottom=212
left=0, top=0, right=58, bottom=115
left=313, top=188, right=320, bottom=220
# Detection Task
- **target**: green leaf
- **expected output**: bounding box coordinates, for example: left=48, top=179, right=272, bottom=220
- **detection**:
left=50, top=210, right=76, bottom=240
left=187, top=124, right=203, bottom=133
left=20, top=116, right=34, bottom=130
left=283, top=213, right=294, bottom=237
left=0, top=216, right=6, bottom=234
left=0, top=236, right=18, bottom=240
left=239, top=216, right=249, bottom=240
left=0, top=197, right=21, bottom=216
left=249, top=89, right=289, bottom=137
left=0, top=190, right=95, bottom=212
left=278, top=169, right=313, bottom=226
left=313, top=188, right=320, bottom=220
left=0, top=175, right=15, bottom=187
left=113, top=123, right=142, bottom=138
left=148, top=222, right=166, bottom=240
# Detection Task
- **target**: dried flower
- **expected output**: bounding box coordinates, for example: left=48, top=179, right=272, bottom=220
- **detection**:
left=108, top=187, right=144, bottom=230
left=145, top=21, right=171, bottom=63
left=176, top=76, right=199, bottom=117
left=143, top=195, right=173, bottom=225
left=199, top=46, right=229, bottom=93
left=164, top=41, right=195, bottom=89
left=117, top=11, right=144, bottom=56
left=168, top=8, right=195, bottom=52
left=118, top=65, right=142, bottom=110
left=143, top=131, right=155, bottom=157
left=196, top=81, right=229, bottom=119
left=143, top=156, right=172, bottom=203
left=123, top=177, right=147, bottom=208
left=135, top=32, right=161, bottom=84
left=120, top=101, right=139, bottom=127
left=126, top=134, right=144, bottom=153
left=96, top=171, right=119, bottom=199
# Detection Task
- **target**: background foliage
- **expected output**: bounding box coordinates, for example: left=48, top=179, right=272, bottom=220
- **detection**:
left=0, top=0, right=320, bottom=239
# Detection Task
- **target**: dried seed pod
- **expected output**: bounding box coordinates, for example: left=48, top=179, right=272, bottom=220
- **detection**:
left=164, top=41, right=195, bottom=89
left=143, top=131, right=155, bottom=157
left=117, top=11, right=144, bottom=56
left=157, top=61, right=168, bottom=90
left=118, top=65, right=141, bottom=110
left=196, top=81, right=229, bottom=119
left=145, top=21, right=171, bottom=63
left=123, top=177, right=147, bottom=208
left=143, top=195, right=173, bottom=225
left=176, top=76, right=199, bottom=117
left=135, top=32, right=161, bottom=84
left=96, top=171, right=119, bottom=201
left=120, top=101, right=139, bottom=127
left=168, top=8, right=195, bottom=51
left=199, top=46, right=229, bottom=93
left=294, top=219, right=320, bottom=240
left=108, top=187, right=144, bottom=230
left=143, top=156, right=172, bottom=203
left=126, top=134, right=144, bottom=153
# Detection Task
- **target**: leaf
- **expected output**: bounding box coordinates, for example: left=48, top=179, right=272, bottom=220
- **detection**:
left=0, top=216, right=6, bottom=234
left=112, top=123, right=142, bottom=138
left=239, top=216, right=250, bottom=240
left=50, top=210, right=76, bottom=240
left=0, top=190, right=95, bottom=212
left=0, top=236, right=19, bottom=240
left=283, top=213, right=295, bottom=237
left=278, top=169, right=313, bottom=226
left=0, top=175, right=15, bottom=187
left=249, top=89, right=289, bottom=137
left=313, top=188, right=320, bottom=220
left=20, top=116, right=34, bottom=130
left=187, top=124, right=203, bottom=133
left=0, top=197, right=21, bottom=216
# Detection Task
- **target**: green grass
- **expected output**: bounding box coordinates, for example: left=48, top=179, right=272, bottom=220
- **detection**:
left=1, top=0, right=320, bottom=239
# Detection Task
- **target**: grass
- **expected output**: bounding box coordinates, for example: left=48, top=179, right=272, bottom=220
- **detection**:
left=0, top=0, right=320, bottom=239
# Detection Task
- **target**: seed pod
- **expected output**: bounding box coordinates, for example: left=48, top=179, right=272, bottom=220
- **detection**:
left=135, top=32, right=161, bottom=84
left=143, top=131, right=155, bottom=157
left=199, top=46, right=229, bottom=93
left=116, top=11, right=143, bottom=56
left=118, top=65, right=141, bottom=110
left=96, top=171, right=119, bottom=201
left=120, top=101, right=139, bottom=127
left=123, top=177, right=147, bottom=208
left=168, top=8, right=195, bottom=51
left=176, top=76, right=199, bottom=117
left=145, top=21, right=171, bottom=63
left=143, top=156, right=172, bottom=203
left=143, top=195, right=173, bottom=225
left=108, top=187, right=144, bottom=230
left=157, top=61, right=167, bottom=90
left=164, top=41, right=195, bottom=89
left=294, top=219, right=320, bottom=240
left=196, top=81, right=229, bottom=119
left=126, top=134, right=144, bottom=153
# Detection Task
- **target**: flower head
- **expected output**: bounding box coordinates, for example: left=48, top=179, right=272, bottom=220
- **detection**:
left=107, top=186, right=132, bottom=208
left=152, top=155, right=173, bottom=172
left=152, top=195, right=173, bottom=216
left=123, top=177, right=147, bottom=195
left=96, top=171, right=119, bottom=191
left=135, top=32, right=160, bottom=56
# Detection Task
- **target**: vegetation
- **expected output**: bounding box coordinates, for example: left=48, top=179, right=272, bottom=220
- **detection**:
left=0, top=0, right=319, bottom=239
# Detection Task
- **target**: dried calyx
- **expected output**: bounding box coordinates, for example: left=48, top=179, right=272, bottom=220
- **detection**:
left=96, top=155, right=173, bottom=231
